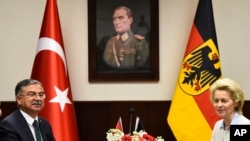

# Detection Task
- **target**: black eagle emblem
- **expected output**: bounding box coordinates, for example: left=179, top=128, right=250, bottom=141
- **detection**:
left=182, top=46, right=221, bottom=91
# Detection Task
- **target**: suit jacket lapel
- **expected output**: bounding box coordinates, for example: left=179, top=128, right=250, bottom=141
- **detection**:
left=15, top=110, right=36, bottom=141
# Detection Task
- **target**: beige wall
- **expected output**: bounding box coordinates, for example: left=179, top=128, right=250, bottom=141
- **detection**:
left=1, top=0, right=250, bottom=101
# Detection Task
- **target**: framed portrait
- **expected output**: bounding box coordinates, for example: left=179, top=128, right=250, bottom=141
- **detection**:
left=88, top=0, right=159, bottom=82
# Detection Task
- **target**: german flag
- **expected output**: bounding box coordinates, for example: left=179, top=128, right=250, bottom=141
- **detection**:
left=167, top=0, right=222, bottom=140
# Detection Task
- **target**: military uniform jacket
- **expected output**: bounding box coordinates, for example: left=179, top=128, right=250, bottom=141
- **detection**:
left=103, top=30, right=149, bottom=69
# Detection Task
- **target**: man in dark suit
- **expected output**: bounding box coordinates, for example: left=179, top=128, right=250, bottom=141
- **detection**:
left=0, top=79, right=55, bottom=141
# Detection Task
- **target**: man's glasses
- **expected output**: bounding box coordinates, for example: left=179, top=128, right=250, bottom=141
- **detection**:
left=19, top=92, right=46, bottom=99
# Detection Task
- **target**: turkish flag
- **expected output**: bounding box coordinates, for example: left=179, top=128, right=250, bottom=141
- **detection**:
left=115, top=116, right=123, bottom=132
left=31, top=0, right=79, bottom=141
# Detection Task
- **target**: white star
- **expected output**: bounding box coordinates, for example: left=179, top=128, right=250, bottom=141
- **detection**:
left=49, top=86, right=72, bottom=112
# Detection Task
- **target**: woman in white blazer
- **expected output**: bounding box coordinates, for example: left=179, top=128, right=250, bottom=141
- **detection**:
left=210, top=78, right=250, bottom=141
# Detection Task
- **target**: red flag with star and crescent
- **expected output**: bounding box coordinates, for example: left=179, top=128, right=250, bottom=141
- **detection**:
left=31, top=0, right=79, bottom=141
left=167, top=0, right=222, bottom=141
left=115, top=116, right=123, bottom=131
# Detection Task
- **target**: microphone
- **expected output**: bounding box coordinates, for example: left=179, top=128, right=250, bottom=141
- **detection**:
left=128, top=107, right=134, bottom=134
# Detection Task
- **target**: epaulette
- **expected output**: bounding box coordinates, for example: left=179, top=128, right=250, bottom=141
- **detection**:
left=134, top=34, right=145, bottom=40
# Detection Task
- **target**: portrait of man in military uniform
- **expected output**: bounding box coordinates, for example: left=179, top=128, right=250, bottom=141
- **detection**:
left=94, top=0, right=152, bottom=72
left=103, top=6, right=150, bottom=70
left=89, top=0, right=159, bottom=81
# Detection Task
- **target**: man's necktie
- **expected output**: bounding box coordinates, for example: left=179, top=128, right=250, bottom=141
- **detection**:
left=33, top=120, right=42, bottom=141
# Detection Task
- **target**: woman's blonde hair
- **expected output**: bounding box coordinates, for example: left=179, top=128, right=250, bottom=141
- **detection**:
left=210, top=78, right=245, bottom=114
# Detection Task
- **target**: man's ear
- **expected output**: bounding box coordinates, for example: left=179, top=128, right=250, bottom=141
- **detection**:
left=16, top=96, right=22, bottom=105
left=129, top=17, right=133, bottom=24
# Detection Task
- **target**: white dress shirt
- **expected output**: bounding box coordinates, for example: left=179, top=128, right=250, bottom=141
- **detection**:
left=20, top=110, right=41, bottom=141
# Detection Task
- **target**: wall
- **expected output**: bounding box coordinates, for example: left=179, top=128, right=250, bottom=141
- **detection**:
left=1, top=0, right=250, bottom=101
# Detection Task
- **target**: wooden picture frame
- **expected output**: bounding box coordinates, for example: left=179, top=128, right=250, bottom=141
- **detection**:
left=88, top=0, right=159, bottom=82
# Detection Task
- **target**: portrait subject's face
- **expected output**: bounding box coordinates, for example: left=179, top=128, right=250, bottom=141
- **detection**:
left=112, top=9, right=133, bottom=34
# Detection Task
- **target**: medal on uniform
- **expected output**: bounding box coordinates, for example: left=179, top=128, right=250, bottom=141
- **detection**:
left=119, top=47, right=125, bottom=61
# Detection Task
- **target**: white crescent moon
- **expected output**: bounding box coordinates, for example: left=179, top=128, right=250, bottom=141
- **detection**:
left=36, top=37, right=67, bottom=75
